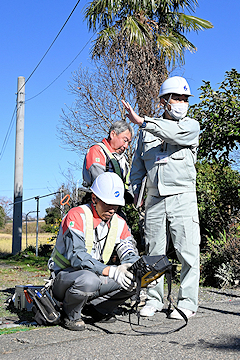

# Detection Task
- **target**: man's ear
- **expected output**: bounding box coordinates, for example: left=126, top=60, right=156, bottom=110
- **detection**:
left=92, top=194, right=99, bottom=206
left=109, top=130, right=116, bottom=140
left=91, top=194, right=97, bottom=204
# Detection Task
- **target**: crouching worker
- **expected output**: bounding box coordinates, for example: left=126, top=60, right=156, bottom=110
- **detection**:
left=48, top=172, right=139, bottom=331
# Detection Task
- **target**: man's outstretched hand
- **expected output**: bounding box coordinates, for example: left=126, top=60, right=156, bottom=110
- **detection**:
left=121, top=100, right=144, bottom=126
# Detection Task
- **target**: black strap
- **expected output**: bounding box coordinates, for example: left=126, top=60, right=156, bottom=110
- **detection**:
left=129, top=269, right=142, bottom=325
left=100, top=144, right=123, bottom=180
left=165, top=270, right=188, bottom=325
left=129, top=269, right=188, bottom=334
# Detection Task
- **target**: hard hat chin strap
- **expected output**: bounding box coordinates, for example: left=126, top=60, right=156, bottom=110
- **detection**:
left=91, top=196, right=103, bottom=220
left=163, top=94, right=172, bottom=115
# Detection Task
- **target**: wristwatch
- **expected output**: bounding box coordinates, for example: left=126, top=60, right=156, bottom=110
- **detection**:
left=141, top=121, right=147, bottom=128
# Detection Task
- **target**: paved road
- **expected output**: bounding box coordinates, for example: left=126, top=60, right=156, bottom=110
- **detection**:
left=1, top=298, right=240, bottom=359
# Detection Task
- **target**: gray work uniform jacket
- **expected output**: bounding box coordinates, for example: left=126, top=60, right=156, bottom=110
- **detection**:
left=48, top=204, right=139, bottom=276
left=131, top=115, right=200, bottom=197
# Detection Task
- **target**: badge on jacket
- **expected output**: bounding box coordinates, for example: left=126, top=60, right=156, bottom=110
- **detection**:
left=155, top=152, right=168, bottom=164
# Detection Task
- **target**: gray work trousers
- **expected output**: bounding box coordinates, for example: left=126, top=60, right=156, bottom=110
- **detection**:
left=52, top=268, right=133, bottom=321
left=145, top=191, right=200, bottom=312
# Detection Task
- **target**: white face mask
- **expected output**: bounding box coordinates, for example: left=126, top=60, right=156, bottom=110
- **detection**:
left=167, top=102, right=188, bottom=120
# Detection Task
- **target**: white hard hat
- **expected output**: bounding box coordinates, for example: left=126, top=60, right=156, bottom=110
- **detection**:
left=90, top=172, right=125, bottom=206
left=159, top=76, right=193, bottom=97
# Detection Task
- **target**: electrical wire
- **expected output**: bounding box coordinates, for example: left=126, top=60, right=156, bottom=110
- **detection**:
left=0, top=0, right=83, bottom=161
left=0, top=105, right=17, bottom=161
left=0, top=27, right=97, bottom=160
left=25, top=29, right=97, bottom=102
left=18, top=0, right=82, bottom=94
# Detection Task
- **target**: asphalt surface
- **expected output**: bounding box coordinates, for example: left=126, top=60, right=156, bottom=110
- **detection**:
left=1, top=292, right=240, bottom=360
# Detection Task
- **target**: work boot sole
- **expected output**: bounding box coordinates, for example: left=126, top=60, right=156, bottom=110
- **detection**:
left=63, top=318, right=85, bottom=331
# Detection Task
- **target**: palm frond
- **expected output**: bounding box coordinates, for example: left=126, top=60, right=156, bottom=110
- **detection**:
left=178, top=14, right=213, bottom=32
left=91, top=26, right=118, bottom=56
left=123, top=15, right=151, bottom=46
left=156, top=31, right=196, bottom=67
left=84, top=0, right=120, bottom=30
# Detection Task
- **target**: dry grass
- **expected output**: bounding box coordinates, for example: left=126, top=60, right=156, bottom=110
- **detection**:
left=0, top=221, right=55, bottom=254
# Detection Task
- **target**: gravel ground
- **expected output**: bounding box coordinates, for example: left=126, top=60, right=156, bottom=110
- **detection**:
left=1, top=266, right=240, bottom=329
left=141, top=283, right=240, bottom=307
left=198, top=286, right=240, bottom=304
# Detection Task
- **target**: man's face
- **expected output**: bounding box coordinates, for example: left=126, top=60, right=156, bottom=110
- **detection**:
left=161, top=94, right=189, bottom=119
left=170, top=94, right=189, bottom=104
left=92, top=194, right=119, bottom=221
left=109, top=129, right=132, bottom=154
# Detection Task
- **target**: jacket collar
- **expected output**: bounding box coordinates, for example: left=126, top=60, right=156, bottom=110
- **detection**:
left=102, top=138, right=114, bottom=153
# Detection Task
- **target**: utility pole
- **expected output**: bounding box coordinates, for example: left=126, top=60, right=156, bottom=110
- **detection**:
left=35, top=197, right=39, bottom=257
left=12, top=76, right=25, bottom=255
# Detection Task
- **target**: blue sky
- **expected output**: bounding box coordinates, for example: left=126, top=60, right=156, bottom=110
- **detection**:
left=0, top=0, right=239, bottom=217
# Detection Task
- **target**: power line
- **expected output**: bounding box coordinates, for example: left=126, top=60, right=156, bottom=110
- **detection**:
left=25, top=29, right=97, bottom=102
left=18, top=0, right=82, bottom=94
left=0, top=28, right=96, bottom=160
left=0, top=105, right=17, bottom=161
left=0, top=0, right=82, bottom=161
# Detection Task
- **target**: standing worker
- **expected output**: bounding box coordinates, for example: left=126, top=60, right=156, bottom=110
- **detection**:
left=82, top=120, right=134, bottom=204
left=48, top=172, right=139, bottom=331
left=122, top=76, right=201, bottom=320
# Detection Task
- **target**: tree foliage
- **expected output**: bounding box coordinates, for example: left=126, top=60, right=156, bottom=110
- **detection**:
left=44, top=207, right=61, bottom=225
left=196, top=161, right=240, bottom=243
left=189, top=70, right=240, bottom=286
left=189, top=69, right=240, bottom=166
left=84, top=0, right=213, bottom=66
left=84, top=0, right=213, bottom=115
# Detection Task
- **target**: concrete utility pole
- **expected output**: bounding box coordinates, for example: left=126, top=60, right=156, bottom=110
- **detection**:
left=12, top=76, right=25, bottom=255
left=35, top=197, right=39, bottom=257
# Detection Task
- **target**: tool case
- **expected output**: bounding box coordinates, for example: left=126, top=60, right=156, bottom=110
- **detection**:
left=14, top=285, right=44, bottom=311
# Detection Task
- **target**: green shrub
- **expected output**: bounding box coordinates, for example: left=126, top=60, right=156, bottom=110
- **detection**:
left=200, top=224, right=240, bottom=287
left=44, top=207, right=61, bottom=225
left=196, top=161, right=240, bottom=246
left=123, top=204, right=145, bottom=253
left=42, top=220, right=61, bottom=234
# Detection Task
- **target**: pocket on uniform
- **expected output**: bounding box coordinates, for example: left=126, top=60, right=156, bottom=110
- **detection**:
left=192, top=216, right=201, bottom=245
left=170, top=148, right=186, bottom=160
left=142, top=132, right=161, bottom=159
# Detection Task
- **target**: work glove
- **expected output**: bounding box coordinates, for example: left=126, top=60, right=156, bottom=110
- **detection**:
left=108, top=263, right=134, bottom=291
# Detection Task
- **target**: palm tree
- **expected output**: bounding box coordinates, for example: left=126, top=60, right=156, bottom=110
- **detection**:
left=84, top=0, right=213, bottom=115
